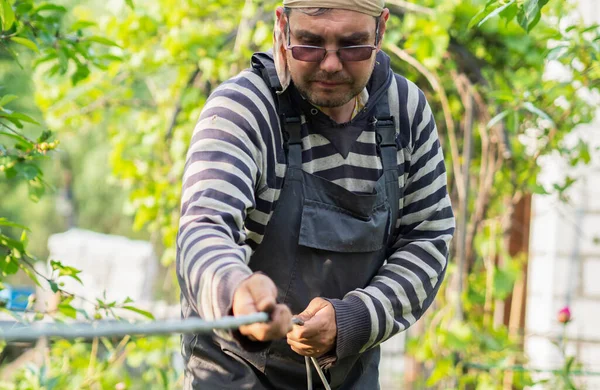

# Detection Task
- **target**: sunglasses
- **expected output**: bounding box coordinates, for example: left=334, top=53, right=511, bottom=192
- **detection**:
left=285, top=18, right=380, bottom=63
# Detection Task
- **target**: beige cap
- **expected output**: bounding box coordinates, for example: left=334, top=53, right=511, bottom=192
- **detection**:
left=282, top=0, right=385, bottom=17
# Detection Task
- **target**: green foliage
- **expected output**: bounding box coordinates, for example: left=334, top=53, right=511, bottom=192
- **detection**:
left=1, top=0, right=598, bottom=387
left=0, top=335, right=180, bottom=389
left=0, top=0, right=174, bottom=386
left=470, top=0, right=552, bottom=32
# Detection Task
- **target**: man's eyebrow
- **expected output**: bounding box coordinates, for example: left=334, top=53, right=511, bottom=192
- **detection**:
left=292, top=30, right=372, bottom=43
left=294, top=29, right=324, bottom=42
left=339, top=32, right=372, bottom=43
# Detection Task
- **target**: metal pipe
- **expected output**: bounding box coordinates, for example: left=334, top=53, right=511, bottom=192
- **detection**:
left=0, top=313, right=269, bottom=342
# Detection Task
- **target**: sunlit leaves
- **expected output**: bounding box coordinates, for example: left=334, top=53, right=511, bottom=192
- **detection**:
left=0, top=0, right=15, bottom=31
left=10, top=36, right=39, bottom=52
left=469, top=0, right=552, bottom=32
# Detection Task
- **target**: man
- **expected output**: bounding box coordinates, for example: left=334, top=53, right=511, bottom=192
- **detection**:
left=177, top=0, right=455, bottom=388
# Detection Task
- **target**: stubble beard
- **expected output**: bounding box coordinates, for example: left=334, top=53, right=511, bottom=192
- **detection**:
left=298, top=81, right=361, bottom=108
left=289, top=59, right=375, bottom=108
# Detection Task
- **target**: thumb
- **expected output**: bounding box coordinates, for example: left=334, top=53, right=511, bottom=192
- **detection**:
left=297, top=297, right=329, bottom=322
left=249, top=276, right=277, bottom=314
left=255, top=292, right=276, bottom=314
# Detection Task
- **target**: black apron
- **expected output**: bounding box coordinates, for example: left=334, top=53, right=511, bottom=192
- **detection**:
left=183, top=64, right=400, bottom=390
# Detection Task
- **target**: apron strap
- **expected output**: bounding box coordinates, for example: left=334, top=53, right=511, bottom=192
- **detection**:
left=375, top=79, right=401, bottom=248
left=252, top=51, right=304, bottom=168
left=276, top=92, right=303, bottom=169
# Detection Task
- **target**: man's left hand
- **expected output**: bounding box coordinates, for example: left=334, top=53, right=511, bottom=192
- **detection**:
left=286, top=297, right=337, bottom=358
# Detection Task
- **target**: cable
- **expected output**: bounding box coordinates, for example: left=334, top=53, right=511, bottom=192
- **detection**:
left=0, top=313, right=269, bottom=342
left=311, top=357, right=332, bottom=390
left=305, top=356, right=313, bottom=390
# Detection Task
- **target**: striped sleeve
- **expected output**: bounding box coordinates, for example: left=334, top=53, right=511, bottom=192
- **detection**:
left=328, top=80, right=455, bottom=360
left=176, top=71, right=275, bottom=337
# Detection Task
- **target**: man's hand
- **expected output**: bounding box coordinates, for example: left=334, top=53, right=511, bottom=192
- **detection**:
left=286, top=297, right=337, bottom=358
left=232, top=273, right=293, bottom=342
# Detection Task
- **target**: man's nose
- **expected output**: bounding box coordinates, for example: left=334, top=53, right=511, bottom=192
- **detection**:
left=319, top=50, right=343, bottom=73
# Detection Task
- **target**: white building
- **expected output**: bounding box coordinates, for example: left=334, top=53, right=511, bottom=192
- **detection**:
left=525, top=1, right=600, bottom=387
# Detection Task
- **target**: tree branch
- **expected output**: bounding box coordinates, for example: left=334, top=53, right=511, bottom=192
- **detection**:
left=386, top=42, right=466, bottom=201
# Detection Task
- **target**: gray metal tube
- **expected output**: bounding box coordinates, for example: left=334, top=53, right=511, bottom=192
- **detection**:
left=0, top=313, right=269, bottom=342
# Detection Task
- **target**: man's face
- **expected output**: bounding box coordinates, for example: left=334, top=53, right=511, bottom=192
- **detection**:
left=281, top=9, right=385, bottom=108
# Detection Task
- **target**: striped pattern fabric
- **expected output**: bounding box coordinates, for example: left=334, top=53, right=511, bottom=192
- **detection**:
left=177, top=59, right=455, bottom=357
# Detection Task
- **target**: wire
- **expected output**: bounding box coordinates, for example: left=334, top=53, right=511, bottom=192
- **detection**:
left=305, top=357, right=313, bottom=390
left=311, top=357, right=332, bottom=390
left=0, top=313, right=269, bottom=342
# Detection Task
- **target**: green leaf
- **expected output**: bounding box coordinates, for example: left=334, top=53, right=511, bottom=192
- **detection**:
left=468, top=0, right=496, bottom=29
left=0, top=0, right=15, bottom=31
left=426, top=358, right=453, bottom=386
left=3, top=256, right=19, bottom=275
left=15, top=163, right=41, bottom=180
left=33, top=4, right=67, bottom=14
left=4, top=112, right=40, bottom=126
left=1, top=232, right=25, bottom=255
left=0, top=94, right=18, bottom=107
left=499, top=2, right=518, bottom=24
left=0, top=132, right=28, bottom=147
left=125, top=0, right=134, bottom=10
left=58, top=303, right=77, bottom=319
left=36, top=130, right=52, bottom=143
left=57, top=46, right=70, bottom=74
left=85, top=36, right=121, bottom=48
left=517, top=0, right=550, bottom=32
left=529, top=183, right=549, bottom=195
left=71, top=20, right=97, bottom=30
left=10, top=37, right=39, bottom=53
left=71, top=63, right=90, bottom=86
left=48, top=280, right=59, bottom=293
left=50, top=260, right=83, bottom=284
left=27, top=178, right=46, bottom=202
left=478, top=0, right=516, bottom=28
left=0, top=218, right=29, bottom=230
left=122, top=306, right=155, bottom=320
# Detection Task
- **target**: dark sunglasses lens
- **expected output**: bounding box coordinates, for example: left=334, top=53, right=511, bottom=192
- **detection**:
left=339, top=47, right=374, bottom=61
left=292, top=47, right=325, bottom=62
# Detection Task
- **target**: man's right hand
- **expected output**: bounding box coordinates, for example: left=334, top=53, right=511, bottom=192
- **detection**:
left=232, top=273, right=292, bottom=342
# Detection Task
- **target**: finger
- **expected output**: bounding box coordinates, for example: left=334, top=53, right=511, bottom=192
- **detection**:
left=249, top=277, right=277, bottom=314
left=296, top=297, right=330, bottom=322
left=288, top=316, right=320, bottom=341
left=239, top=304, right=292, bottom=341
left=287, top=338, right=320, bottom=357
left=239, top=322, right=275, bottom=341
left=269, top=304, right=293, bottom=336
left=234, top=289, right=258, bottom=316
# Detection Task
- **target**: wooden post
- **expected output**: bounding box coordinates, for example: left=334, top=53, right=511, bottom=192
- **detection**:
left=502, top=194, right=532, bottom=390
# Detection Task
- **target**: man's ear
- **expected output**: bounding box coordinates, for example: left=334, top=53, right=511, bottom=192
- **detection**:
left=275, top=6, right=287, bottom=35
left=377, top=8, right=390, bottom=51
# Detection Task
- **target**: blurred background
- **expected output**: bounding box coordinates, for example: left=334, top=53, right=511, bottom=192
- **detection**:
left=0, top=0, right=598, bottom=388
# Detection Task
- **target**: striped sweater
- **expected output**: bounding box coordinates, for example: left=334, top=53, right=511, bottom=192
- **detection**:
left=177, top=51, right=455, bottom=359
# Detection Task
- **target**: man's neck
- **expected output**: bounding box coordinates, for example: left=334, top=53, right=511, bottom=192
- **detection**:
left=319, top=97, right=357, bottom=124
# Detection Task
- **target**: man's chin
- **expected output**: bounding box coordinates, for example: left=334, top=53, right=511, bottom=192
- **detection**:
left=306, top=92, right=353, bottom=109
